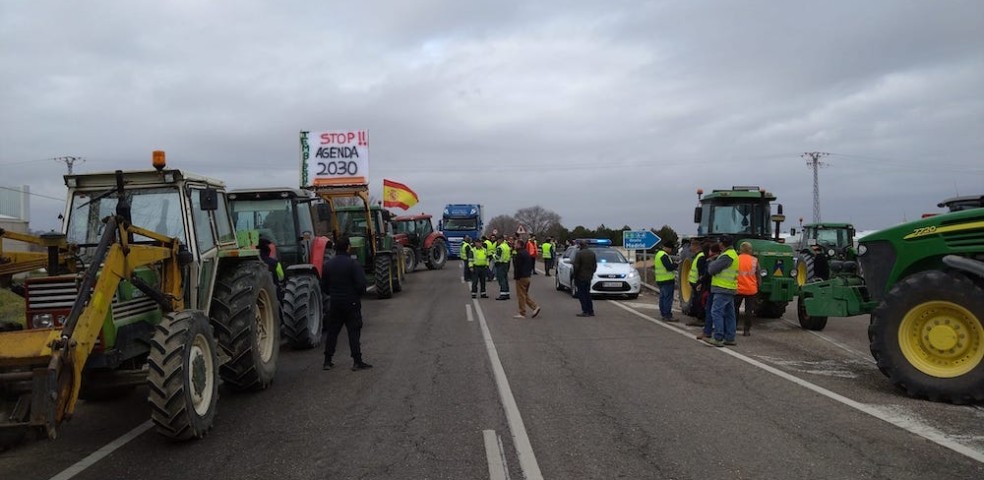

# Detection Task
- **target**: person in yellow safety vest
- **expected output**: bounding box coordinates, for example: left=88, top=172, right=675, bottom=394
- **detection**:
left=653, top=241, right=678, bottom=322
left=735, top=241, right=761, bottom=337
left=460, top=236, right=472, bottom=282
left=702, top=235, right=738, bottom=347
left=470, top=238, right=490, bottom=298
left=687, top=238, right=707, bottom=326
left=493, top=237, right=512, bottom=300
left=258, top=237, right=285, bottom=302
left=541, top=237, right=555, bottom=276
left=483, top=236, right=495, bottom=282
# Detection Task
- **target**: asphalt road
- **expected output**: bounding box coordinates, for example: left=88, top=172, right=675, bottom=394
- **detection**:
left=1, top=261, right=982, bottom=480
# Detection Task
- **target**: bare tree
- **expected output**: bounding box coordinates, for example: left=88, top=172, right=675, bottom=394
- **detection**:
left=514, top=205, right=561, bottom=236
left=485, top=214, right=518, bottom=237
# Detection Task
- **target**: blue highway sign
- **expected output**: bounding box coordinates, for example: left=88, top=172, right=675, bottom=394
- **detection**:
left=622, top=230, right=661, bottom=250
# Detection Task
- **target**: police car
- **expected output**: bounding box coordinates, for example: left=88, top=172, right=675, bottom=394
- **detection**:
left=555, top=239, right=641, bottom=299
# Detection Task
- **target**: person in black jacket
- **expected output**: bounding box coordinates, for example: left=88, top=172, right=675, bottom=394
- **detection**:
left=512, top=238, right=541, bottom=319
left=320, top=236, right=372, bottom=371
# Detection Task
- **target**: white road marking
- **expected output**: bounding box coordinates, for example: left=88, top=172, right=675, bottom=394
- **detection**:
left=467, top=304, right=474, bottom=322
left=780, top=317, right=875, bottom=363
left=483, top=429, right=510, bottom=480
left=48, top=421, right=153, bottom=480
left=612, top=300, right=984, bottom=464
left=473, top=300, right=544, bottom=480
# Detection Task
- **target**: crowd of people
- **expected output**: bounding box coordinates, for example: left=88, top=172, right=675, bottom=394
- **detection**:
left=460, top=234, right=559, bottom=318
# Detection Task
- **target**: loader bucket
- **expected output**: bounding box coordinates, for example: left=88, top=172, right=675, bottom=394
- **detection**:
left=0, top=328, right=66, bottom=442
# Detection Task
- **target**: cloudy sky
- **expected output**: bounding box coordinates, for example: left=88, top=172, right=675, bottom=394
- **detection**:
left=2, top=0, right=982, bottom=235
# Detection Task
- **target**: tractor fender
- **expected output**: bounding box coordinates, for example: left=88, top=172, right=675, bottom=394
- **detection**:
left=285, top=263, right=319, bottom=278
left=422, top=232, right=445, bottom=249
left=942, top=255, right=984, bottom=280
left=310, top=236, right=330, bottom=277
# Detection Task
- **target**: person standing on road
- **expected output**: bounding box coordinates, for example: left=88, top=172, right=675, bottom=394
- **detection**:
left=685, top=239, right=706, bottom=326
left=654, top=241, right=678, bottom=322
left=572, top=240, right=597, bottom=317
left=735, top=241, right=761, bottom=336
left=470, top=238, right=490, bottom=298
left=512, top=238, right=541, bottom=319
left=321, top=236, right=373, bottom=371
left=527, top=235, right=539, bottom=275
left=541, top=237, right=555, bottom=276
left=483, top=236, right=495, bottom=281
left=702, top=236, right=739, bottom=347
left=460, top=235, right=472, bottom=282
left=697, top=242, right=720, bottom=339
left=258, top=237, right=285, bottom=302
left=494, top=237, right=512, bottom=300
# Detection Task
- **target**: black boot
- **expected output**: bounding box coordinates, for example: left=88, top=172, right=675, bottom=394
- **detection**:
left=323, top=356, right=335, bottom=370
left=352, top=359, right=373, bottom=371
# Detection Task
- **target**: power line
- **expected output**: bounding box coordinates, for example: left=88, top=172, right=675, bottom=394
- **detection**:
left=802, top=151, right=829, bottom=224
left=0, top=185, right=65, bottom=202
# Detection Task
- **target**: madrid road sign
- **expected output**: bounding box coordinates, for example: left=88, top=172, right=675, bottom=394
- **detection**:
left=622, top=230, right=661, bottom=250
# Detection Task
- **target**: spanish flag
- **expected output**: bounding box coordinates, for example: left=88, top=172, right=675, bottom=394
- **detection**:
left=383, top=179, right=419, bottom=210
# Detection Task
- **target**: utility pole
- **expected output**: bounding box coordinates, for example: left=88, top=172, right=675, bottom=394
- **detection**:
left=802, top=152, right=828, bottom=224
left=54, top=156, right=84, bottom=174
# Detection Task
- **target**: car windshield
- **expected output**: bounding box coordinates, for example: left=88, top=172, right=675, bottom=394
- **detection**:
left=701, top=201, right=770, bottom=237
left=594, top=248, right=628, bottom=264
left=67, top=187, right=186, bottom=247
left=812, top=228, right=851, bottom=249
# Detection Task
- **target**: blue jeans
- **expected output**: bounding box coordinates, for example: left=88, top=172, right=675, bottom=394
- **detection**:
left=711, top=292, right=737, bottom=341
left=576, top=278, right=594, bottom=315
left=658, top=282, right=674, bottom=318
left=703, top=292, right=714, bottom=337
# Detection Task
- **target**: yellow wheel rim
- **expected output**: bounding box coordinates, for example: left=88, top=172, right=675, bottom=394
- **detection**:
left=796, top=260, right=808, bottom=286
left=898, top=300, right=984, bottom=378
left=680, top=259, right=692, bottom=302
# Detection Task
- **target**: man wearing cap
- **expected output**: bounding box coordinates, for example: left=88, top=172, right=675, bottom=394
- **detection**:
left=703, top=236, right=739, bottom=347
left=653, top=240, right=678, bottom=322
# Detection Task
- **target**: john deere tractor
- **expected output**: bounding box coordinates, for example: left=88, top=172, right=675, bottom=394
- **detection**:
left=308, top=185, right=405, bottom=298
left=791, top=222, right=858, bottom=330
left=798, top=200, right=984, bottom=403
left=681, top=186, right=800, bottom=318
left=0, top=152, right=279, bottom=444
left=228, top=188, right=331, bottom=349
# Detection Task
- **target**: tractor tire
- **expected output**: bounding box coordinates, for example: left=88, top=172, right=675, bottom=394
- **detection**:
left=797, top=297, right=828, bottom=331
left=211, top=261, right=280, bottom=391
left=282, top=273, right=323, bottom=350
left=403, top=247, right=417, bottom=273
left=679, top=259, right=693, bottom=316
left=795, top=253, right=813, bottom=286
left=425, top=239, right=448, bottom=270
left=868, top=270, right=984, bottom=404
left=755, top=300, right=788, bottom=319
left=374, top=254, right=394, bottom=299
left=147, top=310, right=219, bottom=441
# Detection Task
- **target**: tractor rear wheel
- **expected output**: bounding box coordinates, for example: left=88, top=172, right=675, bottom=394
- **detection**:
left=211, top=261, right=280, bottom=391
left=425, top=239, right=448, bottom=270
left=282, top=273, right=323, bottom=350
left=403, top=247, right=417, bottom=273
left=755, top=300, right=788, bottom=318
left=869, top=270, right=984, bottom=404
left=795, top=253, right=813, bottom=286
left=148, top=310, right=219, bottom=441
left=374, top=255, right=394, bottom=299
left=797, top=297, right=828, bottom=331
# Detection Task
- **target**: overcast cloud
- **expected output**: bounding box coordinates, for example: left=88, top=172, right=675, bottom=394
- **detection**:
left=2, top=0, right=982, bottom=234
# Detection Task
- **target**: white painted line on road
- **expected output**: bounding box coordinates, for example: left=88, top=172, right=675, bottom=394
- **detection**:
left=49, top=420, right=153, bottom=480
left=483, top=429, right=510, bottom=480
left=473, top=300, right=544, bottom=480
left=780, top=317, right=875, bottom=364
left=611, top=301, right=984, bottom=465
left=467, top=304, right=474, bottom=322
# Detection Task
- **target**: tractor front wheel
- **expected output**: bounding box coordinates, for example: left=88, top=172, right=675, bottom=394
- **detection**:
left=797, top=297, right=828, bottom=331
left=425, top=239, right=448, bottom=270
left=148, top=310, right=219, bottom=441
left=869, top=270, right=984, bottom=404
left=211, top=261, right=280, bottom=391
left=403, top=247, right=417, bottom=273
left=282, top=273, right=323, bottom=349
left=374, top=255, right=394, bottom=299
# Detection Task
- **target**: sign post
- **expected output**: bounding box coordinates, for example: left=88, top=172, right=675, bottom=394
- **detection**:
left=622, top=230, right=662, bottom=287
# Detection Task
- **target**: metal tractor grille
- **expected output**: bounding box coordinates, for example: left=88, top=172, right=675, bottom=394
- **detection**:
left=859, top=240, right=896, bottom=302
left=26, top=277, right=79, bottom=311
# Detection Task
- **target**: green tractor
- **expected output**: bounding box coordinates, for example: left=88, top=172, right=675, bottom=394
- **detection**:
left=1, top=153, right=280, bottom=442
left=228, top=188, right=332, bottom=349
left=798, top=198, right=984, bottom=403
left=790, top=222, right=858, bottom=331
left=308, top=185, right=406, bottom=299
left=681, top=186, right=800, bottom=318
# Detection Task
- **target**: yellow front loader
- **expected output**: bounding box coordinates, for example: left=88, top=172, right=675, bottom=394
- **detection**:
left=0, top=215, right=185, bottom=440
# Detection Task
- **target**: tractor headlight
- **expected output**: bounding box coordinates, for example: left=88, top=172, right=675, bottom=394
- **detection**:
left=32, top=313, right=54, bottom=329
left=789, top=267, right=798, bottom=277
left=760, top=269, right=768, bottom=277
left=827, top=248, right=836, bottom=257
left=857, top=244, right=867, bottom=256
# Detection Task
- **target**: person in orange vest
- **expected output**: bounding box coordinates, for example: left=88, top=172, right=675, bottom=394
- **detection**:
left=526, top=235, right=539, bottom=275
left=735, top=241, right=761, bottom=336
